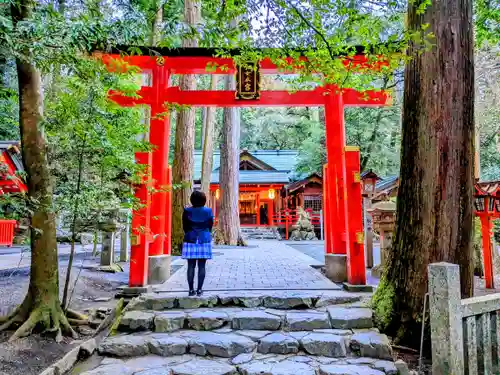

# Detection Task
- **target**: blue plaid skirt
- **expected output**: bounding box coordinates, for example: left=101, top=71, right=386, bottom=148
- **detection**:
left=182, top=241, right=213, bottom=259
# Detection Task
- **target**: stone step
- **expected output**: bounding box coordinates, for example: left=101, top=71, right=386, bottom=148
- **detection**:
left=98, top=329, right=393, bottom=362
left=118, top=305, right=374, bottom=333
left=82, top=354, right=401, bottom=375
left=126, top=290, right=367, bottom=311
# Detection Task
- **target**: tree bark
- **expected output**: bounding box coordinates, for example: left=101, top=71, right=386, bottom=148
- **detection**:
left=0, top=0, right=76, bottom=341
left=171, top=0, right=200, bottom=253
left=218, top=75, right=245, bottom=245
left=149, top=1, right=163, bottom=46
left=373, top=0, right=475, bottom=347
left=200, top=75, right=219, bottom=196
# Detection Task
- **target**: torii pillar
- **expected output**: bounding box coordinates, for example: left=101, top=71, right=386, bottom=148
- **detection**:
left=104, top=58, right=173, bottom=288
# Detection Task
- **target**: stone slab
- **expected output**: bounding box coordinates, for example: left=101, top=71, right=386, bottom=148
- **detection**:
left=327, top=308, right=373, bottom=329
left=119, top=311, right=155, bottom=331
left=80, top=364, right=134, bottom=375
left=98, top=335, right=150, bottom=357
left=235, top=330, right=272, bottom=341
left=177, top=295, right=218, bottom=309
left=319, top=364, right=385, bottom=375
left=148, top=334, right=188, bottom=356
left=349, top=332, right=393, bottom=360
left=258, top=333, right=299, bottom=354
left=230, top=353, right=254, bottom=365
left=313, top=329, right=352, bottom=336
left=315, top=292, right=363, bottom=308
left=300, top=333, right=347, bottom=357
left=239, top=360, right=316, bottom=375
left=154, top=311, right=186, bottom=332
left=171, top=359, right=236, bottom=375
left=187, top=310, right=229, bottom=330
left=128, top=294, right=176, bottom=310
left=373, top=360, right=398, bottom=375
left=232, top=310, right=282, bottom=330
left=263, top=296, right=314, bottom=309
left=285, top=312, right=331, bottom=331
left=179, top=331, right=256, bottom=358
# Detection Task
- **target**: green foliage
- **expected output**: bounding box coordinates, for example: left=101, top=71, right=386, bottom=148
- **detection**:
left=372, top=277, right=396, bottom=332
left=44, top=58, right=146, bottom=233
left=476, top=45, right=500, bottom=181
left=0, top=193, right=30, bottom=220
left=474, top=0, right=500, bottom=46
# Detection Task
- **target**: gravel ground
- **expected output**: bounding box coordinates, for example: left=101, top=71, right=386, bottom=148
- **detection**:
left=0, top=247, right=184, bottom=375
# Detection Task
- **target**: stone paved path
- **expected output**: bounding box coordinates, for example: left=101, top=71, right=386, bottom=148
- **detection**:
left=156, top=240, right=338, bottom=292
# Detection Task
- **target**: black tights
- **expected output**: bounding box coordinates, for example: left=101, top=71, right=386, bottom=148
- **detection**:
left=187, top=259, right=207, bottom=291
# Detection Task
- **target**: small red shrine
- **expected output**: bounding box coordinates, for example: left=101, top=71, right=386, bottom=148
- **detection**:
left=0, top=141, right=27, bottom=194
left=97, top=46, right=391, bottom=289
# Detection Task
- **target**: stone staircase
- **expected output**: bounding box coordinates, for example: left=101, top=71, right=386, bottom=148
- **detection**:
left=241, top=227, right=282, bottom=240
left=81, top=290, right=408, bottom=375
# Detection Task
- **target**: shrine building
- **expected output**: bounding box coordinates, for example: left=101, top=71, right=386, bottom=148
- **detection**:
left=193, top=149, right=323, bottom=229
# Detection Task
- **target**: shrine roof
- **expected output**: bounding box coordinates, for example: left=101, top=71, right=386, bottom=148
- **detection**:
left=210, top=170, right=290, bottom=184
left=193, top=150, right=299, bottom=183
left=0, top=141, right=24, bottom=173
left=96, top=45, right=379, bottom=58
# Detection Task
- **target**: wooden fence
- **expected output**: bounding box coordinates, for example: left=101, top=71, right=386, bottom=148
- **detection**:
left=429, top=262, right=500, bottom=375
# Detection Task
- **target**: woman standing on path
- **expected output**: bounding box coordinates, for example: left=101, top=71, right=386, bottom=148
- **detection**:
left=182, top=190, right=214, bottom=296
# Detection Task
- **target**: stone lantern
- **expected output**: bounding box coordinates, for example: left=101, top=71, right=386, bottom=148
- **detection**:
left=368, top=201, right=396, bottom=278
left=361, top=170, right=381, bottom=269
left=98, top=208, right=120, bottom=267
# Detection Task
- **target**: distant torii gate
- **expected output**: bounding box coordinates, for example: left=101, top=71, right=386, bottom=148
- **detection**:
left=97, top=47, right=391, bottom=289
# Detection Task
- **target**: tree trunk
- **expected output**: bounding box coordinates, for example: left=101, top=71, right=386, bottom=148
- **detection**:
left=149, top=1, right=163, bottom=46
left=200, top=75, right=219, bottom=196
left=218, top=75, right=245, bottom=245
left=0, top=0, right=76, bottom=341
left=373, top=0, right=474, bottom=347
left=171, top=0, right=200, bottom=253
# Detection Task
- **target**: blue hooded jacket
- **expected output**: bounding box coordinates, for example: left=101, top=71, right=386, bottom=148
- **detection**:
left=182, top=206, right=214, bottom=244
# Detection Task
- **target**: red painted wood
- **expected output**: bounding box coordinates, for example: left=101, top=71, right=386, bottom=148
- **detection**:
left=159, top=87, right=389, bottom=107
left=0, top=220, right=16, bottom=246
left=0, top=151, right=27, bottom=193
left=109, top=86, right=389, bottom=109
left=324, top=91, right=348, bottom=254
left=323, top=164, right=332, bottom=254
left=480, top=211, right=494, bottom=289
left=345, top=150, right=366, bottom=285
left=99, top=54, right=388, bottom=75
left=129, top=152, right=152, bottom=287
left=108, top=87, right=153, bottom=106
left=164, top=166, right=172, bottom=255
left=149, top=67, right=170, bottom=256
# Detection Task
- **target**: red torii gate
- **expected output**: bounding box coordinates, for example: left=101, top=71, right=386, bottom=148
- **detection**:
left=97, top=47, right=391, bottom=289
left=475, top=181, right=500, bottom=289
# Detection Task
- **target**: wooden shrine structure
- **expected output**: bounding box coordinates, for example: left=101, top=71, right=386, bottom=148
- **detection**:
left=97, top=46, right=391, bottom=288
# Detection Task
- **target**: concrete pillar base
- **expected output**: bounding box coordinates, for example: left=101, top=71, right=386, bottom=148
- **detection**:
left=343, top=283, right=374, bottom=293
left=325, top=254, right=347, bottom=283
left=148, top=255, right=172, bottom=285
left=116, top=285, right=152, bottom=299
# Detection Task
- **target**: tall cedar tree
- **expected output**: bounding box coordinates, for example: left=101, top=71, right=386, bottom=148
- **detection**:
left=171, top=0, right=200, bottom=252
left=0, top=0, right=77, bottom=340
left=218, top=74, right=245, bottom=245
left=373, top=0, right=475, bottom=347
left=200, top=75, right=218, bottom=196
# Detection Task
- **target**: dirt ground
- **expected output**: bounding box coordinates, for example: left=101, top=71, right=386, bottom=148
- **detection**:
left=0, top=256, right=124, bottom=375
